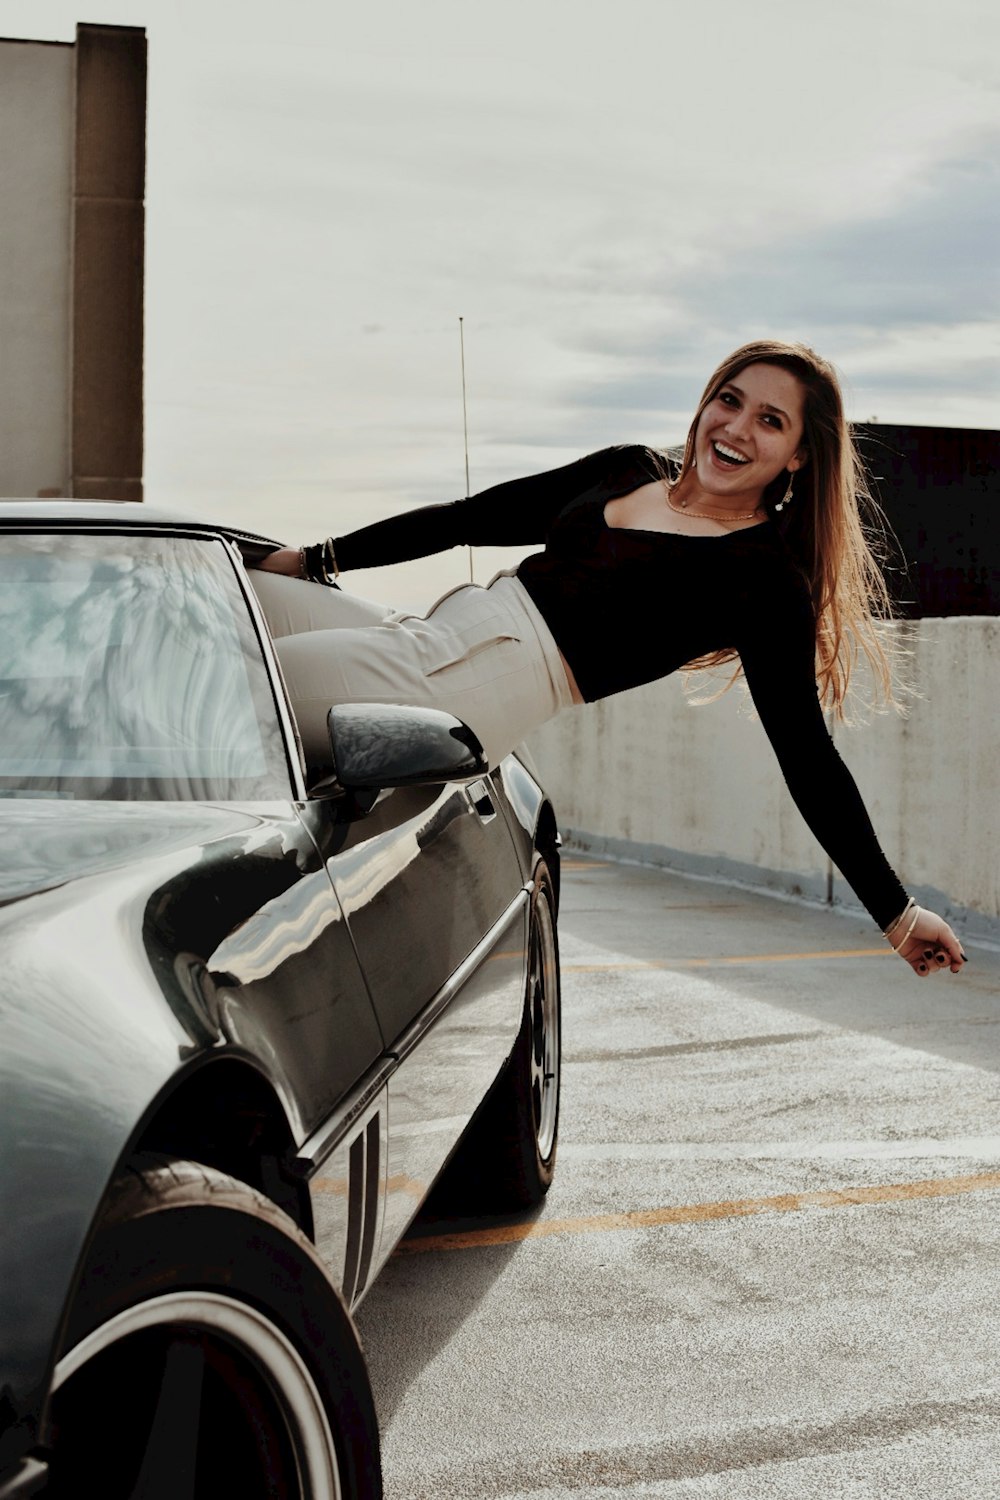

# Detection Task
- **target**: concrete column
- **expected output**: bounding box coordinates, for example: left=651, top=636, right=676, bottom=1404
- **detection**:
left=70, top=24, right=146, bottom=502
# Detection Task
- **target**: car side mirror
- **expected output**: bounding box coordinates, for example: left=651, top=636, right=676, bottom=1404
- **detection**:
left=307, top=702, right=489, bottom=800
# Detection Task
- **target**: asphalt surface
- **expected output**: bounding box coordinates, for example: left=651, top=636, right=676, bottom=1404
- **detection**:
left=356, top=855, right=1000, bottom=1499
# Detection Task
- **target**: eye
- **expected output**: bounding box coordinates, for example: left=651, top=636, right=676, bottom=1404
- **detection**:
left=762, top=413, right=783, bottom=429
left=719, top=390, right=738, bottom=408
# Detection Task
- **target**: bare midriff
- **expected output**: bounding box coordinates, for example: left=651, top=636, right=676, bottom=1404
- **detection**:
left=559, top=650, right=585, bottom=704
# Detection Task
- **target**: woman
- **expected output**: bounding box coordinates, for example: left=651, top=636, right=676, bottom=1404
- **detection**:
left=257, top=339, right=966, bottom=979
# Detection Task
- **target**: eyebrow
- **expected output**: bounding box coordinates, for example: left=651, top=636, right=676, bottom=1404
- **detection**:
left=725, top=382, right=790, bottom=424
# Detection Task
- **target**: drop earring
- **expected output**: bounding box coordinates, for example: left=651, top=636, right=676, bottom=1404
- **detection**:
left=774, top=473, right=794, bottom=511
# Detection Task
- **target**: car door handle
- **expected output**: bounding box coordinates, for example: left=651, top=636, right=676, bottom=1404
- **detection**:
left=465, top=778, right=497, bottom=823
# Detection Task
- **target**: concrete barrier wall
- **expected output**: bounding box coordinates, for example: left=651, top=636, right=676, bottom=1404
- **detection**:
left=524, top=617, right=999, bottom=943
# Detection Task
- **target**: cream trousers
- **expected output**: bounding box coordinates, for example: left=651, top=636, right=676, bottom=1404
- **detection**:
left=251, top=569, right=576, bottom=769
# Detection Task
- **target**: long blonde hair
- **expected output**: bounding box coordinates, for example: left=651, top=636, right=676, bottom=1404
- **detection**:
left=669, top=340, right=898, bottom=718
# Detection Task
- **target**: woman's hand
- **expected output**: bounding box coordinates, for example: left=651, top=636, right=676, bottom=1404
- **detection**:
left=891, top=906, right=967, bottom=977
left=257, top=547, right=303, bottom=577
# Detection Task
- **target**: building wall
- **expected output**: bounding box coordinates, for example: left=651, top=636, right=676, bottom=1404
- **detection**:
left=0, top=40, right=75, bottom=497
left=71, top=24, right=146, bottom=503
left=0, top=25, right=145, bottom=502
left=524, top=617, right=999, bottom=943
left=856, top=424, right=1000, bottom=618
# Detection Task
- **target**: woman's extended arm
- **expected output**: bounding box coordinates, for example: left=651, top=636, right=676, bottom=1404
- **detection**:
left=259, top=446, right=627, bottom=576
left=739, top=579, right=965, bottom=977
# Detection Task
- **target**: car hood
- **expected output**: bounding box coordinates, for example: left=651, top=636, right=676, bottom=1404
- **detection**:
left=0, top=799, right=269, bottom=907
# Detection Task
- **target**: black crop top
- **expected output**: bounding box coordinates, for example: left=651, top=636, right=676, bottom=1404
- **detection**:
left=331, top=444, right=908, bottom=928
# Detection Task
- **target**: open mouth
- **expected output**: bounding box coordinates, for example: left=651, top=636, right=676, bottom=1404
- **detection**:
left=711, top=441, right=750, bottom=469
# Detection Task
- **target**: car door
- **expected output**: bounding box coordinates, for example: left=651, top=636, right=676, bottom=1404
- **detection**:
left=309, top=766, right=530, bottom=1261
left=316, top=776, right=518, bottom=1035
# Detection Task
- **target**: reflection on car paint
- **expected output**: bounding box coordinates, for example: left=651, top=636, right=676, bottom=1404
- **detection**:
left=207, top=869, right=341, bottom=987
left=327, top=786, right=471, bottom=922
left=0, top=800, right=267, bottom=904
left=377, top=898, right=527, bottom=1274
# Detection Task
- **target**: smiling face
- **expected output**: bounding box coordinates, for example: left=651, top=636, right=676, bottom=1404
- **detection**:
left=692, top=362, right=808, bottom=507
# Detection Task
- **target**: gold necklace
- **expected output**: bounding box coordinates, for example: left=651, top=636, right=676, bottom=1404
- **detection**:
left=662, top=479, right=763, bottom=524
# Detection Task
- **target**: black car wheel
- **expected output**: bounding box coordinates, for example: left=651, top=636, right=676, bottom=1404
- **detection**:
left=520, top=858, right=561, bottom=1184
left=43, top=1155, right=382, bottom=1500
left=437, top=857, right=561, bottom=1212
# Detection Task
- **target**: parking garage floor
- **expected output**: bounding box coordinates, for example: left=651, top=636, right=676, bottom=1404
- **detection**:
left=357, top=854, right=1000, bottom=1499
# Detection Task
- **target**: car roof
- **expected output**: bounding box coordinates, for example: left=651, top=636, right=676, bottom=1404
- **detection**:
left=0, top=499, right=282, bottom=560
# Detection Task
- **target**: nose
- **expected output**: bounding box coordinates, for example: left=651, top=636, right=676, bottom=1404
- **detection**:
left=726, top=408, right=753, bottom=441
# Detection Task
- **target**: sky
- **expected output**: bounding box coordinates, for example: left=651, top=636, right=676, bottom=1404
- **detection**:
left=2, top=0, right=999, bottom=604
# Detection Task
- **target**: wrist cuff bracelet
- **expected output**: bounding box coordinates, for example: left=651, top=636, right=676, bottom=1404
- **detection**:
left=883, top=897, right=915, bottom=941
left=302, top=540, right=340, bottom=586
left=891, top=906, right=921, bottom=953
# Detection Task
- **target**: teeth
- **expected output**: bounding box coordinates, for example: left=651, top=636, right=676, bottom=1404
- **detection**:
left=714, top=442, right=749, bottom=464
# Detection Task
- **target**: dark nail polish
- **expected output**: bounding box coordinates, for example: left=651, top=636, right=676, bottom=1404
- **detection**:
left=961, top=951, right=969, bottom=962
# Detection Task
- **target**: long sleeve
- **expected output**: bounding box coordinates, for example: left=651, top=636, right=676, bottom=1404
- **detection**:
left=738, top=577, right=907, bottom=930
left=332, top=446, right=626, bottom=571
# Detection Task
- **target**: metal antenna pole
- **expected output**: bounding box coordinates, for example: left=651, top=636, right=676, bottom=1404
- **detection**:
left=459, top=316, right=473, bottom=583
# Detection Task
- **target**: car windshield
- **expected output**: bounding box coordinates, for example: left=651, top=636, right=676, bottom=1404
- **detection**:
left=0, top=532, right=290, bottom=800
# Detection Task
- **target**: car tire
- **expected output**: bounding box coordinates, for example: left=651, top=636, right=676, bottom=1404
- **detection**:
left=45, top=1154, right=382, bottom=1500
left=437, top=858, right=561, bottom=1213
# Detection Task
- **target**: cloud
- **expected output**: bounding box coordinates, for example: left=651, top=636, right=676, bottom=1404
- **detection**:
left=696, top=153, right=998, bottom=330
left=543, top=138, right=1000, bottom=434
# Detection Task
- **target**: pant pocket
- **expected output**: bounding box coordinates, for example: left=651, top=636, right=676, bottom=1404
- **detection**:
left=421, top=628, right=523, bottom=684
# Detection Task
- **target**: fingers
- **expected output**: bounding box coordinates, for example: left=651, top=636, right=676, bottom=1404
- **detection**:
left=915, top=948, right=942, bottom=977
left=902, top=939, right=948, bottom=977
left=926, top=917, right=966, bottom=974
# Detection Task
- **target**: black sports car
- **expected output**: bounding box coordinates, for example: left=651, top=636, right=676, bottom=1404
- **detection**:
left=0, top=503, right=562, bottom=1500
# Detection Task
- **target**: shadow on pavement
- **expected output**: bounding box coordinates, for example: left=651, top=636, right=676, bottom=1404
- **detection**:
left=355, top=1196, right=543, bottom=1426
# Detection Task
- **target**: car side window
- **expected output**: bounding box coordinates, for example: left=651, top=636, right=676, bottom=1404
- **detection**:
left=0, top=533, right=291, bottom=801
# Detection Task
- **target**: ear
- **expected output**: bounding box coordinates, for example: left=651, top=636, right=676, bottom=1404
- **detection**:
left=787, top=447, right=809, bottom=474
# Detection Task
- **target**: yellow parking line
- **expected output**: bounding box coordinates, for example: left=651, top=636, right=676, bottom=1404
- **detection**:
left=564, top=949, right=890, bottom=971
left=397, top=1171, right=1000, bottom=1254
